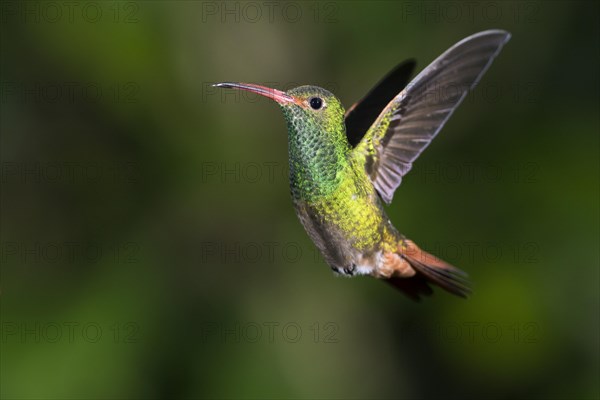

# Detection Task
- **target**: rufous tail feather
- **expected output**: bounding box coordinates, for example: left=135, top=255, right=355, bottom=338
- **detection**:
left=387, top=240, right=471, bottom=299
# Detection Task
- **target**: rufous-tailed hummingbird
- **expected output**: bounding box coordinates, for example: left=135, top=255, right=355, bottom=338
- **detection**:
left=214, top=30, right=510, bottom=300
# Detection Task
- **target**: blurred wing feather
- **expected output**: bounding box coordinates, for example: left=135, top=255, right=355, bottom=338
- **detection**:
left=352, top=30, right=511, bottom=203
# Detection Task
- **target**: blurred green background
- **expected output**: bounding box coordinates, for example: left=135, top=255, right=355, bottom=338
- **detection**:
left=1, top=1, right=598, bottom=399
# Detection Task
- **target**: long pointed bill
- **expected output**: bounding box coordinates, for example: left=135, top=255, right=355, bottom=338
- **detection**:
left=213, top=82, right=300, bottom=105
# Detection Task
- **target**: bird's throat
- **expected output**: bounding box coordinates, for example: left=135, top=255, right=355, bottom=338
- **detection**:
left=284, top=111, right=350, bottom=201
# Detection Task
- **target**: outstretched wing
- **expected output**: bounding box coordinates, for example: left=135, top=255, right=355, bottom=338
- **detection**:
left=352, top=30, right=511, bottom=203
left=345, top=59, right=416, bottom=147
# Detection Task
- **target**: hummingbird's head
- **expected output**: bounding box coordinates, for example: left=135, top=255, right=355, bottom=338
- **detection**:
left=213, top=82, right=350, bottom=196
left=282, top=85, right=345, bottom=132
left=212, top=82, right=346, bottom=140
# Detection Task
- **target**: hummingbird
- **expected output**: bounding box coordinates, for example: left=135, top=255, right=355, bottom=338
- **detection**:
left=214, top=30, right=510, bottom=300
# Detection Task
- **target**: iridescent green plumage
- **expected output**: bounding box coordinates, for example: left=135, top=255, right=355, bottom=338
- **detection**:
left=214, top=30, right=511, bottom=299
left=283, top=86, right=349, bottom=201
left=281, top=86, right=399, bottom=262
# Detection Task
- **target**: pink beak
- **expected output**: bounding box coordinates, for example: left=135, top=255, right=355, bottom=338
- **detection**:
left=213, top=82, right=301, bottom=105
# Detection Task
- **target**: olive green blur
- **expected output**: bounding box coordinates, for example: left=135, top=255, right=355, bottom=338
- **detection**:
left=1, top=1, right=598, bottom=399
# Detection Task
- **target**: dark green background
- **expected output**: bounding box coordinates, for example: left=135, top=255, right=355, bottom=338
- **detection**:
left=1, top=1, right=598, bottom=399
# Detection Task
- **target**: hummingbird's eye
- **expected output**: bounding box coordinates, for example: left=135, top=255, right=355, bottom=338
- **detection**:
left=309, top=97, right=323, bottom=110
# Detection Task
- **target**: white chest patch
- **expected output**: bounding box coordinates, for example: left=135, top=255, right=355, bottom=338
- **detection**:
left=354, top=264, right=375, bottom=275
left=353, top=252, right=383, bottom=276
